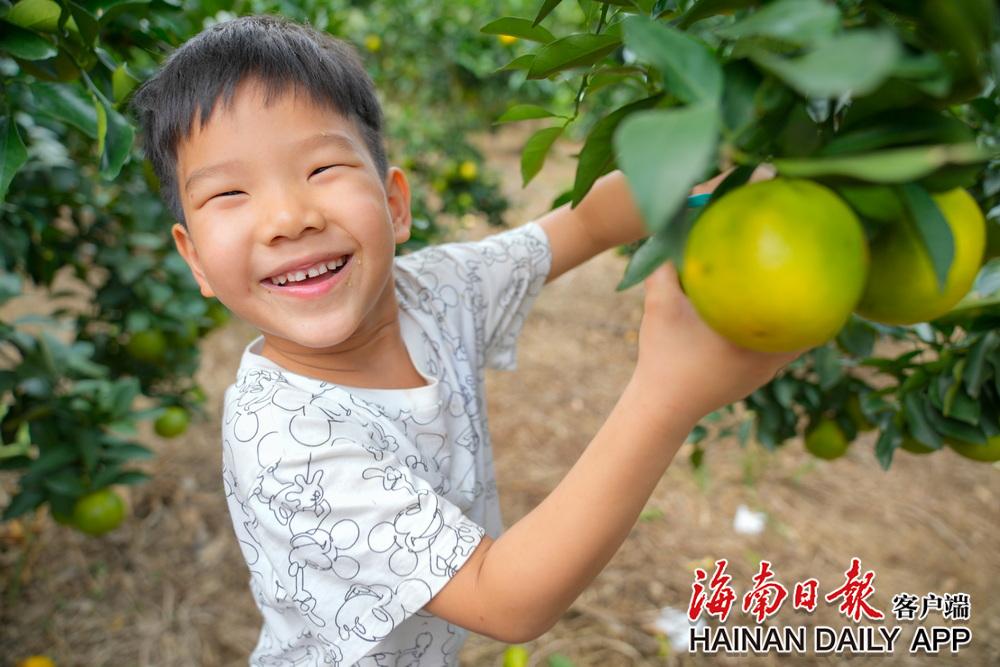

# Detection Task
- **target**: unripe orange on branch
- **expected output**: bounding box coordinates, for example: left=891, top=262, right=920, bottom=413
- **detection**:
left=855, top=188, right=986, bottom=325
left=681, top=179, right=869, bottom=353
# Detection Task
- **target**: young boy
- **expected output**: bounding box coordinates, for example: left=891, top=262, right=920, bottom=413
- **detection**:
left=130, top=14, right=796, bottom=666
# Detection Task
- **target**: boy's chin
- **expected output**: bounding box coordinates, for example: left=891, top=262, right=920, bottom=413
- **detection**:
left=261, top=327, right=355, bottom=352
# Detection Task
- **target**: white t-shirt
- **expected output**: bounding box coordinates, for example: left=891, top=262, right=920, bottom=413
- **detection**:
left=221, top=222, right=552, bottom=666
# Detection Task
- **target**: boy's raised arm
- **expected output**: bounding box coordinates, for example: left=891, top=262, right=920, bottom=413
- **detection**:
left=424, top=263, right=798, bottom=642
left=536, top=168, right=763, bottom=285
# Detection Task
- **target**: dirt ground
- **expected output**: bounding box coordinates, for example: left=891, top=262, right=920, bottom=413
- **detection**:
left=1, top=126, right=998, bottom=667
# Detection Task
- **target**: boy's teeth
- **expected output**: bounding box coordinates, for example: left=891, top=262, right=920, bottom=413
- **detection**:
left=268, top=255, right=349, bottom=285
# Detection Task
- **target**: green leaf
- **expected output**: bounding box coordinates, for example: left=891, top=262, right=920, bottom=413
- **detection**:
left=813, top=345, right=843, bottom=390
left=102, top=442, right=154, bottom=462
left=617, top=221, right=672, bottom=290
left=533, top=0, right=563, bottom=26
left=571, top=94, right=662, bottom=206
left=29, top=81, right=98, bottom=138
left=43, top=466, right=86, bottom=496
left=521, top=126, right=563, bottom=186
left=820, top=110, right=973, bottom=157
left=750, top=30, right=901, bottom=98
left=0, top=22, right=58, bottom=59
left=963, top=332, right=999, bottom=399
left=773, top=143, right=994, bottom=183
left=84, top=75, right=134, bottom=179
left=527, top=33, right=621, bottom=79
left=113, top=469, right=150, bottom=485
left=546, top=653, right=576, bottom=667
left=717, top=0, right=840, bottom=45
left=481, top=17, right=555, bottom=43
left=874, top=418, right=900, bottom=470
left=614, top=105, right=719, bottom=234
left=902, top=392, right=943, bottom=450
left=706, top=164, right=754, bottom=202
left=6, top=0, right=61, bottom=31
left=2, top=487, right=45, bottom=520
left=621, top=16, right=722, bottom=105
left=678, top=0, right=759, bottom=28
left=66, top=1, right=99, bottom=47
left=498, top=53, right=535, bottom=72
left=618, top=199, right=705, bottom=291
left=899, top=183, right=953, bottom=290
left=1, top=114, right=29, bottom=203
left=924, top=402, right=986, bottom=444
left=836, top=315, right=876, bottom=357
left=497, top=104, right=562, bottom=123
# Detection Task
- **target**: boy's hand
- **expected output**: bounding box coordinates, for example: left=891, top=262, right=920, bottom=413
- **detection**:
left=633, top=263, right=801, bottom=425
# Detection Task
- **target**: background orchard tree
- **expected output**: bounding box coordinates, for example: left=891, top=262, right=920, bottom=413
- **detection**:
left=486, top=0, right=1000, bottom=468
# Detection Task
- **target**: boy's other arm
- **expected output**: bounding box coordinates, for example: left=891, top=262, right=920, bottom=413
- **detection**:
left=424, top=263, right=797, bottom=643
left=536, top=168, right=766, bottom=285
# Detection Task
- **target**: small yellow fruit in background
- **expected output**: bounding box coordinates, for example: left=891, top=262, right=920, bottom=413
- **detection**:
left=364, top=34, right=382, bottom=52
left=458, top=160, right=478, bottom=181
left=16, top=656, right=57, bottom=667
left=498, top=34, right=518, bottom=45
left=502, top=645, right=529, bottom=667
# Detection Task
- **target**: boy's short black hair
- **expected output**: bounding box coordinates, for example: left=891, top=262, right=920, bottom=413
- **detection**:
left=129, top=13, right=388, bottom=228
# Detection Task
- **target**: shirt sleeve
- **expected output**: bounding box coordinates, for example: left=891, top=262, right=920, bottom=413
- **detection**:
left=398, top=222, right=552, bottom=371
left=243, top=389, right=486, bottom=665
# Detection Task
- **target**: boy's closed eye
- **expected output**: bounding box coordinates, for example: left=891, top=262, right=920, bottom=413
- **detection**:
left=210, top=164, right=345, bottom=200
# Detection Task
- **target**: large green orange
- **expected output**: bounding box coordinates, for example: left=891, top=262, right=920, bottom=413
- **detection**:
left=855, top=188, right=986, bottom=325
left=945, top=435, right=1000, bottom=462
left=682, top=179, right=869, bottom=353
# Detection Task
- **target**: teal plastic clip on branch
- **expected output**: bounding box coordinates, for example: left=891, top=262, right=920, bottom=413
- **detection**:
left=686, top=193, right=712, bottom=208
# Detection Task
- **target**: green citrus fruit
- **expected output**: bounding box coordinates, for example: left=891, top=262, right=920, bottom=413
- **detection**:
left=845, top=395, right=876, bottom=432
left=154, top=406, right=190, bottom=438
left=856, top=188, right=986, bottom=325
left=805, top=419, right=851, bottom=460
left=502, top=646, right=530, bottom=667
left=945, top=435, right=1000, bottom=462
left=72, top=488, right=125, bottom=536
left=126, top=329, right=168, bottom=364
left=899, top=435, right=937, bottom=454
left=681, top=179, right=869, bottom=353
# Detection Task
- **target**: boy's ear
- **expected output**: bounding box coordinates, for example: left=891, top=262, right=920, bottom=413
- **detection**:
left=385, top=166, right=412, bottom=245
left=171, top=223, right=216, bottom=298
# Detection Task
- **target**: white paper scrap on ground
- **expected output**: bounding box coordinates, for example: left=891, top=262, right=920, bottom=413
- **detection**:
left=652, top=605, right=707, bottom=651
left=733, top=503, right=767, bottom=535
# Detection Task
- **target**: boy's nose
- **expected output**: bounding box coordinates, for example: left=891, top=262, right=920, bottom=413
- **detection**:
left=259, top=191, right=327, bottom=243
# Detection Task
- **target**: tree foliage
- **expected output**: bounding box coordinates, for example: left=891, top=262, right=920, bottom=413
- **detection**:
left=490, top=0, right=1000, bottom=468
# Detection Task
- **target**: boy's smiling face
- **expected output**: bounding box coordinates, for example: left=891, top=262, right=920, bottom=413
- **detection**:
left=172, top=77, right=412, bottom=359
